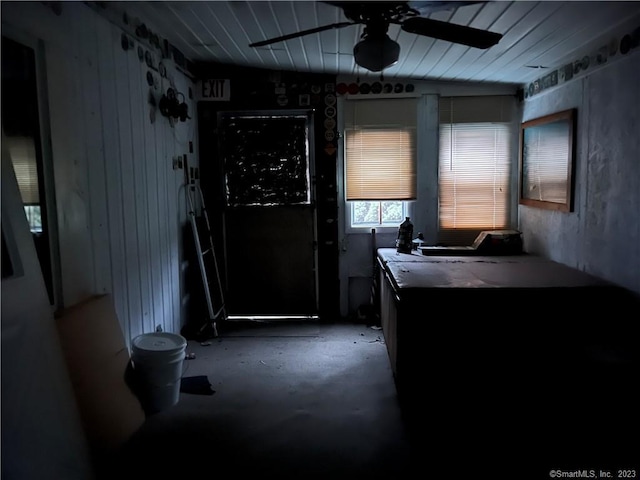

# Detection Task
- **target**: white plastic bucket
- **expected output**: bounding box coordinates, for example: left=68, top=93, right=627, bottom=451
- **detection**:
left=131, top=332, right=187, bottom=414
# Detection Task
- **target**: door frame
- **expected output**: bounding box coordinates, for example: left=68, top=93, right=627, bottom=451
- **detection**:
left=1, top=28, right=63, bottom=312
left=216, top=108, right=319, bottom=318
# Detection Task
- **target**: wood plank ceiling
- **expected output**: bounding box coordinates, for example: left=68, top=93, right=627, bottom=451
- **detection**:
left=114, top=1, right=640, bottom=85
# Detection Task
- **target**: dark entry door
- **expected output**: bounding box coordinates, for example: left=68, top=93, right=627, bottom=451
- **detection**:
left=218, top=110, right=318, bottom=317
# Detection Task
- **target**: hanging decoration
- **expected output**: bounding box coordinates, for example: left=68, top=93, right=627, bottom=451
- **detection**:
left=159, top=87, right=190, bottom=122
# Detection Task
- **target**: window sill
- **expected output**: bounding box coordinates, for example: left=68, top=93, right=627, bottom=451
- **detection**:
left=345, top=226, right=398, bottom=235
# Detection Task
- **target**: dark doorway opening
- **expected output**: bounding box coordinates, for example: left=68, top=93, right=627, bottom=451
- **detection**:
left=2, top=36, right=57, bottom=306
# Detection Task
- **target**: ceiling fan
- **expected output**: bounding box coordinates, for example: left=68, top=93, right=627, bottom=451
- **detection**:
left=248, top=1, right=503, bottom=72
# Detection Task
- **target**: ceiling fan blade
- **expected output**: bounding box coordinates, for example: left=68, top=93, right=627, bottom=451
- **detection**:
left=249, top=22, right=355, bottom=48
left=401, top=16, right=502, bottom=49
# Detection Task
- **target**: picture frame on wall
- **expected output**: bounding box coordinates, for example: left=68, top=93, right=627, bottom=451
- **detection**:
left=519, top=108, right=577, bottom=212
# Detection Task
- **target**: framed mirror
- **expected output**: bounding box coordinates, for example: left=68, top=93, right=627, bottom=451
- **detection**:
left=519, top=108, right=576, bottom=212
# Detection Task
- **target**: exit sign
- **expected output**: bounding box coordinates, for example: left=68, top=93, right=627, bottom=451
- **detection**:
left=199, top=79, right=230, bottom=101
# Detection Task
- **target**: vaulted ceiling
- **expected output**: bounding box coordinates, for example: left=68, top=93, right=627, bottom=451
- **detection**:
left=111, top=1, right=640, bottom=85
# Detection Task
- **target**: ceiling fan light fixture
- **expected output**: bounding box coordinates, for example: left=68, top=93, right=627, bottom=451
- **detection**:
left=353, top=35, right=400, bottom=72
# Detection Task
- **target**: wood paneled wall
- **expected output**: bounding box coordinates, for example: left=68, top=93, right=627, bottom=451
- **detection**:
left=2, top=2, right=197, bottom=346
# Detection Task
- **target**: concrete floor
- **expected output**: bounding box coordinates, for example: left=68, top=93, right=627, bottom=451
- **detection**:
left=106, top=320, right=638, bottom=480
left=109, top=321, right=415, bottom=479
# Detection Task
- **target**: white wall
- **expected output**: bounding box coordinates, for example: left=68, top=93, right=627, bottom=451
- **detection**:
left=520, top=52, right=640, bottom=295
left=2, top=2, right=199, bottom=345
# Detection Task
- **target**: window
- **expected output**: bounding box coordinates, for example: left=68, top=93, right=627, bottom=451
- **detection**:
left=343, top=98, right=417, bottom=229
left=438, top=96, right=515, bottom=245
left=219, top=113, right=312, bottom=207
left=23, top=205, right=42, bottom=233
left=351, top=200, right=408, bottom=227
left=6, top=135, right=42, bottom=232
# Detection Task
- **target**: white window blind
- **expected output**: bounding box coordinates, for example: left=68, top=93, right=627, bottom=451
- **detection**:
left=438, top=96, right=514, bottom=245
left=7, top=135, right=40, bottom=205
left=346, top=128, right=416, bottom=200
left=344, top=98, right=417, bottom=201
